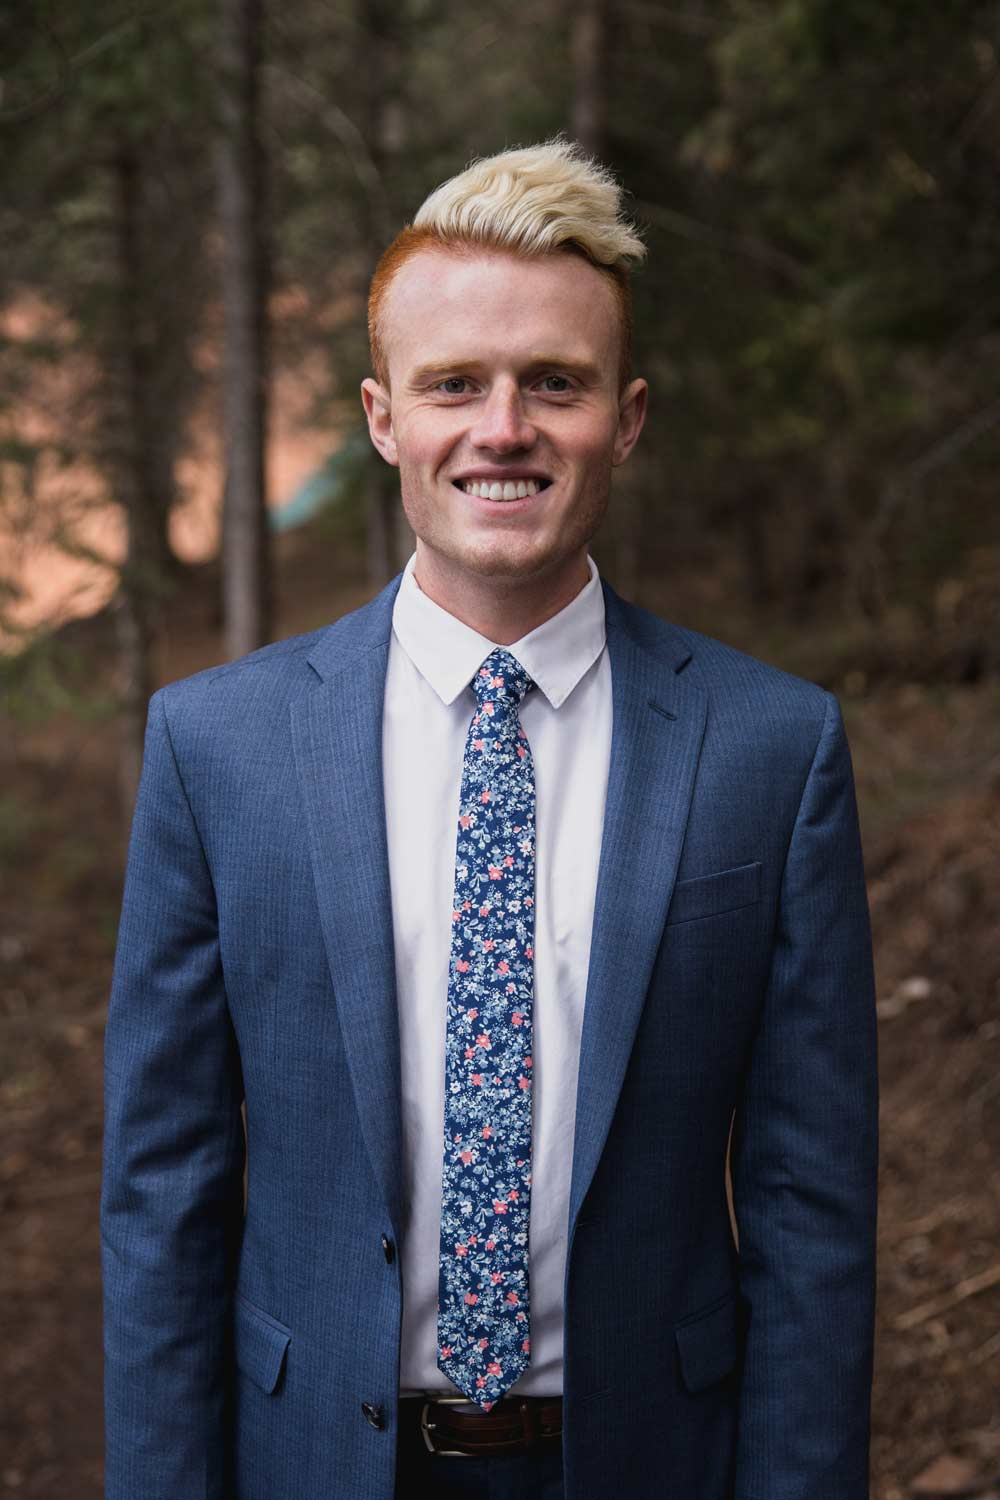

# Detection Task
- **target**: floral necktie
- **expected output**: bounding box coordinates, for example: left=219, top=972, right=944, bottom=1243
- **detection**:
left=437, top=647, right=537, bottom=1411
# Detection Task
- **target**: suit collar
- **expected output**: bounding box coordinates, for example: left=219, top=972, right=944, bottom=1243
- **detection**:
left=303, top=565, right=695, bottom=686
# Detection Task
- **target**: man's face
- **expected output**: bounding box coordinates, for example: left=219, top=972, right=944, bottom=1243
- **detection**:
left=361, top=246, right=647, bottom=595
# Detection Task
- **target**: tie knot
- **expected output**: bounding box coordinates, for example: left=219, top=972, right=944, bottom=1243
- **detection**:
left=470, top=648, right=534, bottom=709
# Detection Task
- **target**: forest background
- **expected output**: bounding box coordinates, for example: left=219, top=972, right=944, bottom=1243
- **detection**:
left=1, top=1, right=998, bottom=1495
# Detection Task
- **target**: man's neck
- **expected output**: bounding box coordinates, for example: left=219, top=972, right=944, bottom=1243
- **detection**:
left=411, top=553, right=591, bottom=645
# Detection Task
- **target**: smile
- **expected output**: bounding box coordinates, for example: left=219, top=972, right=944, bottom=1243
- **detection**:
left=454, top=478, right=551, bottom=501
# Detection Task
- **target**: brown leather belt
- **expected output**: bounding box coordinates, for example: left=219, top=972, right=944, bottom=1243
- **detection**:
left=398, top=1393, right=563, bottom=1457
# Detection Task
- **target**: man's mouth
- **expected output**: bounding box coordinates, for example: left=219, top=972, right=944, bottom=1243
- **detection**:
left=452, top=478, right=552, bottom=501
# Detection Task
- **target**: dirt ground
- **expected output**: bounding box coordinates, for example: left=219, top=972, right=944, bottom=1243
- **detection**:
left=2, top=534, right=998, bottom=1498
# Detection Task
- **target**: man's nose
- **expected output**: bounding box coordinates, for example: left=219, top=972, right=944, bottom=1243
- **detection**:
left=468, top=382, right=537, bottom=452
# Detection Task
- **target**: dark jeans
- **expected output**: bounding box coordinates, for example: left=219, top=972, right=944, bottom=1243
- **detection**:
left=394, top=1401, right=564, bottom=1500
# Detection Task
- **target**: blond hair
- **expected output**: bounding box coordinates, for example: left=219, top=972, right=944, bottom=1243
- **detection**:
left=368, top=136, right=646, bottom=392
left=412, top=137, right=646, bottom=268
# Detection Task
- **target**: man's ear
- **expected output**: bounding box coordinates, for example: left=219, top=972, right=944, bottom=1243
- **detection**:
left=612, top=377, right=648, bottom=466
left=361, top=377, right=398, bottom=466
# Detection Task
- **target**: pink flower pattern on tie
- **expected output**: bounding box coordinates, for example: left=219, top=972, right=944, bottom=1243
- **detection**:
left=438, top=648, right=536, bottom=1411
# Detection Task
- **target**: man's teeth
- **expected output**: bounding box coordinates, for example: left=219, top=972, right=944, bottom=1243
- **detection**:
left=460, top=478, right=544, bottom=500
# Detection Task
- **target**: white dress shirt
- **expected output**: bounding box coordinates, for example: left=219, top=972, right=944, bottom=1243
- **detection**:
left=384, top=549, right=613, bottom=1398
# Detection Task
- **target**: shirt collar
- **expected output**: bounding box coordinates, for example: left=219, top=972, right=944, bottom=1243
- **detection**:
left=391, top=550, right=606, bottom=709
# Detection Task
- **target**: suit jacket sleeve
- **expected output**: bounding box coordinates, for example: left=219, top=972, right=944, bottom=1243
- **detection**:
left=101, top=687, right=245, bottom=1500
left=730, top=690, right=880, bottom=1500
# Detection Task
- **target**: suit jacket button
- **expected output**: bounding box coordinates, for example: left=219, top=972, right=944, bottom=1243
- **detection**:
left=381, top=1233, right=395, bottom=1264
left=361, top=1402, right=385, bottom=1429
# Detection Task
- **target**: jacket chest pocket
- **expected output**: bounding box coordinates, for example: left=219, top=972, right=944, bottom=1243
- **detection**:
left=666, top=861, right=761, bottom=926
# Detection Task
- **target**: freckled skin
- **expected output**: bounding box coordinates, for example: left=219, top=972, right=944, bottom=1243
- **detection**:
left=361, top=247, right=648, bottom=643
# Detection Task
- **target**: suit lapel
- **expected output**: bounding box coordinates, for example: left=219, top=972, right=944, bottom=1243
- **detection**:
left=566, top=582, right=707, bottom=1244
left=291, top=574, right=407, bottom=1243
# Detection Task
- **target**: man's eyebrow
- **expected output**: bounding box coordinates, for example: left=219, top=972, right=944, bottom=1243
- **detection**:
left=407, top=361, right=470, bottom=384
left=407, top=356, right=604, bottom=384
left=524, top=356, right=605, bottom=381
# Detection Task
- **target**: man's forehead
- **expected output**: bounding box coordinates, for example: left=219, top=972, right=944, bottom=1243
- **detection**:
left=387, top=243, right=612, bottom=315
left=384, top=245, right=619, bottom=363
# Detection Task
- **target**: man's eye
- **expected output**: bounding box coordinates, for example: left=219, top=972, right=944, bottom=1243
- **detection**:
left=539, top=375, right=572, bottom=393
left=438, top=377, right=471, bottom=394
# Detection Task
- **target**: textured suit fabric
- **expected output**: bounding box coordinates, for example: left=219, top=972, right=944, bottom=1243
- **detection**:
left=101, top=569, right=879, bottom=1500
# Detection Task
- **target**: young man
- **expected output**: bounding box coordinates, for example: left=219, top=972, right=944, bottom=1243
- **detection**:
left=102, top=140, right=880, bottom=1500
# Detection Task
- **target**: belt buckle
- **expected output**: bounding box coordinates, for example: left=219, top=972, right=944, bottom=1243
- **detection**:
left=419, top=1394, right=481, bottom=1457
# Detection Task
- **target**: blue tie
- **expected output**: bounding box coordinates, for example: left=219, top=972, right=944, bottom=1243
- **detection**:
left=437, top=647, right=537, bottom=1410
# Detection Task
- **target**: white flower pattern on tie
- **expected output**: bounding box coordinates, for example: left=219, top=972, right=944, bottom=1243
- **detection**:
left=437, top=648, right=536, bottom=1411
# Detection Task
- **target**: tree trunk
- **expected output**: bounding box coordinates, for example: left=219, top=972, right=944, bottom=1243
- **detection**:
left=110, top=143, right=160, bottom=821
left=361, top=0, right=406, bottom=586
left=571, top=0, right=609, bottom=157
left=217, top=0, right=271, bottom=661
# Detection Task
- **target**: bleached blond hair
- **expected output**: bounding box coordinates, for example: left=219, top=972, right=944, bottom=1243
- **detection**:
left=368, top=136, right=646, bottom=392
left=412, top=137, right=647, bottom=269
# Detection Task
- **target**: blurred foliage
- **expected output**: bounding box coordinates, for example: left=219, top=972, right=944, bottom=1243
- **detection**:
left=1, top=0, right=998, bottom=662
left=0, top=631, right=118, bottom=724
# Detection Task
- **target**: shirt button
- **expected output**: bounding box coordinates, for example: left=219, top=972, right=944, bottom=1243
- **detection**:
left=381, top=1233, right=395, bottom=1264
left=361, top=1402, right=385, bottom=1429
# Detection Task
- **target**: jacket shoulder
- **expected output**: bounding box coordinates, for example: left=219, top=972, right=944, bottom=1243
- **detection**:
left=149, top=630, right=323, bottom=745
left=158, top=625, right=325, bottom=697
left=154, top=576, right=400, bottom=721
left=671, top=621, right=840, bottom=790
left=621, top=594, right=828, bottom=708
left=676, top=621, right=828, bottom=712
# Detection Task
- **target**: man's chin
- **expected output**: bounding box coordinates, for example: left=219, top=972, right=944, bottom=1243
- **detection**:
left=435, top=536, right=560, bottom=581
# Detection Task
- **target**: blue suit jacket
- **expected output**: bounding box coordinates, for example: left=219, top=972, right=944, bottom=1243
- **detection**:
left=101, top=569, right=879, bottom=1500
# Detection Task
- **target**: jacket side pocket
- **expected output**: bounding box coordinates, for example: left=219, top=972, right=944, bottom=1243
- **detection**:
left=233, top=1293, right=291, bottom=1394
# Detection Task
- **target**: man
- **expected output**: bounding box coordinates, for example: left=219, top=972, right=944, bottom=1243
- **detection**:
left=101, top=139, right=880, bottom=1500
